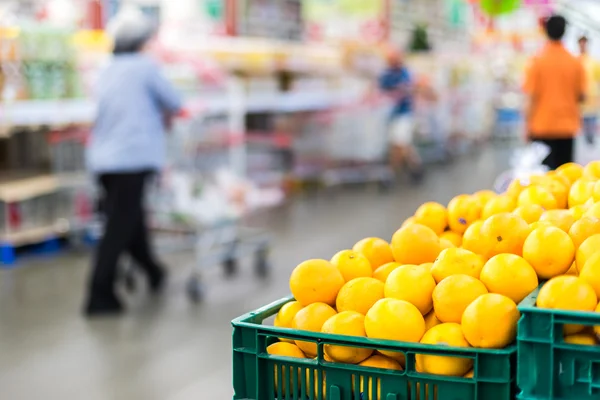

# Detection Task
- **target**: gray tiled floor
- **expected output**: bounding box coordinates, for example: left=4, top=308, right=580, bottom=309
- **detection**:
left=0, top=145, right=514, bottom=400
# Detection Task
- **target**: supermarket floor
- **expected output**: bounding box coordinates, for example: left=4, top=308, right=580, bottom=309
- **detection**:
left=0, top=142, right=592, bottom=400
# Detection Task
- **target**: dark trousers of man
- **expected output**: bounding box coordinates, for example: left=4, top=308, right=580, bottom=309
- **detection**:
left=87, top=170, right=163, bottom=311
left=530, top=136, right=575, bottom=170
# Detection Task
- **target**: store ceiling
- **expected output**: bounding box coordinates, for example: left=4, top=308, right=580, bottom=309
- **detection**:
left=555, top=0, right=600, bottom=34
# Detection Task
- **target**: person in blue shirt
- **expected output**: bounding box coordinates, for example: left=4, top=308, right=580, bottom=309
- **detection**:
left=85, top=9, right=182, bottom=316
left=379, top=49, right=423, bottom=181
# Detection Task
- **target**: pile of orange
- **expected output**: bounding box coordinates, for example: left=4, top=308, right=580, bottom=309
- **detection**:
left=268, top=162, right=600, bottom=396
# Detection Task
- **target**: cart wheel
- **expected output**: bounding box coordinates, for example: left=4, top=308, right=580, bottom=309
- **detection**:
left=254, top=249, right=270, bottom=279
left=186, top=277, right=205, bottom=303
left=223, top=257, right=238, bottom=277
left=378, top=179, right=394, bottom=193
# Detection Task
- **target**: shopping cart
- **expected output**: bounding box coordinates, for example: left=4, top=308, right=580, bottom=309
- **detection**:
left=319, top=94, right=395, bottom=189
left=137, top=111, right=282, bottom=301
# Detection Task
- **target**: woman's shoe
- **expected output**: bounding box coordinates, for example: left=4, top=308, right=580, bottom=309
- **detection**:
left=84, top=294, right=124, bottom=317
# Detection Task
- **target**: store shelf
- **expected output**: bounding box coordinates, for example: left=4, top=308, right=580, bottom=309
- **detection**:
left=0, top=224, right=69, bottom=247
left=0, top=175, right=60, bottom=202
left=0, top=99, right=96, bottom=133
left=0, top=90, right=358, bottom=133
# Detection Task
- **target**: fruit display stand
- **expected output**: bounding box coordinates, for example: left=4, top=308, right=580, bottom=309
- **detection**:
left=517, top=287, right=600, bottom=400
left=232, top=297, right=517, bottom=400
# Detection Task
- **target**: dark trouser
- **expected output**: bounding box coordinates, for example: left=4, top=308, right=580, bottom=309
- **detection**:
left=530, top=136, right=574, bottom=170
left=88, top=170, right=162, bottom=303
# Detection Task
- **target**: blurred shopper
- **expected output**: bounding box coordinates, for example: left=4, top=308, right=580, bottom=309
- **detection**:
left=85, top=7, right=182, bottom=316
left=379, top=49, right=423, bottom=182
left=579, top=35, right=600, bottom=145
left=524, top=15, right=585, bottom=170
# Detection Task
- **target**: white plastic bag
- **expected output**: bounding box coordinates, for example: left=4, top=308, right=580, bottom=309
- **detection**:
left=494, top=142, right=550, bottom=193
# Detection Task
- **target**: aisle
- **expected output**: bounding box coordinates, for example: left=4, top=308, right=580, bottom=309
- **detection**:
left=0, top=145, right=511, bottom=400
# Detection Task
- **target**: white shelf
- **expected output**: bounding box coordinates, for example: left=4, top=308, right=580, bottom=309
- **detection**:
left=0, top=224, right=70, bottom=246
left=0, top=99, right=96, bottom=131
left=0, top=90, right=360, bottom=133
left=0, top=175, right=60, bottom=202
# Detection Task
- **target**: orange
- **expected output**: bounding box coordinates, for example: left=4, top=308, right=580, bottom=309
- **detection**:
left=593, top=180, right=600, bottom=202
left=539, top=209, right=575, bottom=232
left=420, top=262, right=434, bottom=271
left=564, top=333, right=597, bottom=345
left=518, top=186, right=558, bottom=210
left=556, top=162, right=583, bottom=184
left=461, top=220, right=489, bottom=255
left=359, top=354, right=402, bottom=370
left=565, top=262, right=579, bottom=276
left=415, top=323, right=473, bottom=376
left=569, top=216, right=600, bottom=249
left=579, top=253, right=600, bottom=298
left=461, top=293, right=520, bottom=349
left=506, top=179, right=529, bottom=199
left=584, top=202, right=600, bottom=220
left=372, top=262, right=402, bottom=282
left=353, top=237, right=395, bottom=270
left=583, top=160, right=600, bottom=180
left=529, top=221, right=555, bottom=231
left=401, top=217, right=416, bottom=228
left=480, top=254, right=538, bottom=304
left=576, top=234, right=600, bottom=272
left=274, top=301, right=304, bottom=342
left=432, top=274, right=488, bottom=323
left=385, top=265, right=437, bottom=315
left=595, top=303, right=600, bottom=337
left=267, top=342, right=306, bottom=395
left=546, top=170, right=572, bottom=189
left=290, top=259, right=345, bottom=306
left=568, top=179, right=595, bottom=208
left=479, top=213, right=530, bottom=258
left=424, top=310, right=441, bottom=331
left=321, top=311, right=373, bottom=364
left=430, top=248, right=485, bottom=283
left=523, top=226, right=575, bottom=279
left=440, top=231, right=462, bottom=247
left=513, top=204, right=545, bottom=224
left=330, top=250, right=372, bottom=282
left=538, top=177, right=568, bottom=209
left=474, top=190, right=498, bottom=209
left=447, top=194, right=482, bottom=234
left=570, top=204, right=591, bottom=220
left=481, top=195, right=516, bottom=219
left=365, top=298, right=425, bottom=345
left=414, top=202, right=448, bottom=235
left=537, top=276, right=597, bottom=334
left=267, top=342, right=306, bottom=359
left=292, top=303, right=337, bottom=357
left=357, top=355, right=403, bottom=399
left=336, top=277, right=384, bottom=315
left=439, top=238, right=455, bottom=250
left=391, top=224, right=441, bottom=265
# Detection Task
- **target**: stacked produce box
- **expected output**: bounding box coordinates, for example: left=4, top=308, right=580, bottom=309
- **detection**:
left=233, top=160, right=600, bottom=400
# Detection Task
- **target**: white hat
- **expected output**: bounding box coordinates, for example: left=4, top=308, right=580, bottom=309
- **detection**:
left=107, top=5, right=154, bottom=52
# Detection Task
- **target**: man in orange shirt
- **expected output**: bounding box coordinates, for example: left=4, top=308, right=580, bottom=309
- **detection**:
left=524, top=15, right=586, bottom=170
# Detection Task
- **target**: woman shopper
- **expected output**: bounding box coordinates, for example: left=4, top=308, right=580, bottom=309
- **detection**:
left=85, top=7, right=182, bottom=316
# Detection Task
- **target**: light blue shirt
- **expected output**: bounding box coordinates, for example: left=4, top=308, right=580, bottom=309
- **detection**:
left=87, top=54, right=182, bottom=173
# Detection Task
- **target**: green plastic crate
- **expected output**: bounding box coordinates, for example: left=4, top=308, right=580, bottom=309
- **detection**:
left=232, top=297, right=517, bottom=400
left=517, top=287, right=600, bottom=400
